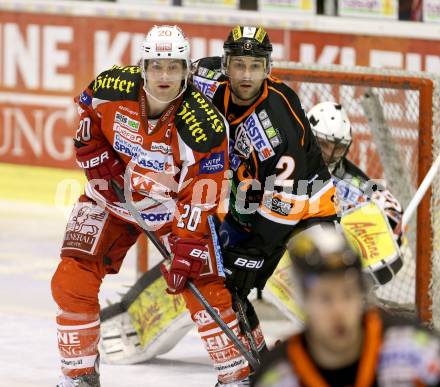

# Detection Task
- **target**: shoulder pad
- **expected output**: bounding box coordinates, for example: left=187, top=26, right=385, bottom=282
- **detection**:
left=192, top=56, right=226, bottom=99
left=91, top=65, right=141, bottom=102
left=175, top=85, right=226, bottom=153
left=193, top=56, right=224, bottom=79
left=267, top=77, right=301, bottom=105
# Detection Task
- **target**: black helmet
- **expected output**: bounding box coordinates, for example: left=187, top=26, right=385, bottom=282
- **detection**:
left=222, top=26, right=272, bottom=74
left=288, top=225, right=364, bottom=291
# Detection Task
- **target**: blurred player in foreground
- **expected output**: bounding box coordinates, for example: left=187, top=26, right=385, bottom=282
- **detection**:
left=253, top=225, right=440, bottom=387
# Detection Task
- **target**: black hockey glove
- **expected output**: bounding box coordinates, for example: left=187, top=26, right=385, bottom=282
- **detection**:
left=222, top=247, right=265, bottom=298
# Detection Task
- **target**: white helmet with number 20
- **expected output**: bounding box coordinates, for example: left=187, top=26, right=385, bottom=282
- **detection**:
left=141, top=25, right=191, bottom=68
left=140, top=25, right=191, bottom=103
left=307, top=101, right=352, bottom=170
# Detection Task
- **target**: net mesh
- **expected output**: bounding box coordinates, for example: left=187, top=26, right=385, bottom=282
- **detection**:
left=272, top=63, right=440, bottom=326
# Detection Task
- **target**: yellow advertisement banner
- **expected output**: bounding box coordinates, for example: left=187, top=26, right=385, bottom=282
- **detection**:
left=128, top=275, right=187, bottom=347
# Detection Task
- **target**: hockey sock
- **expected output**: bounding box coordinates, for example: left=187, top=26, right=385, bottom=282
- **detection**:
left=56, top=310, right=100, bottom=378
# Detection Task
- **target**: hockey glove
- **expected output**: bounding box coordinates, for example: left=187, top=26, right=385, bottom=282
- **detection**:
left=160, top=238, right=208, bottom=294
left=222, top=247, right=265, bottom=298
left=371, top=189, right=403, bottom=245
left=75, top=142, right=125, bottom=203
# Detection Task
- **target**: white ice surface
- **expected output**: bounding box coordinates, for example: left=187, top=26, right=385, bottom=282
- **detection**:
left=0, top=200, right=295, bottom=387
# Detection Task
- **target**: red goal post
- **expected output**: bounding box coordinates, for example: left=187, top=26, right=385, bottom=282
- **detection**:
left=136, top=63, right=440, bottom=326
left=273, top=62, right=440, bottom=325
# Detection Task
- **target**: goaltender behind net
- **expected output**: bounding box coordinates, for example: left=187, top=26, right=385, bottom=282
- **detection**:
left=307, top=101, right=405, bottom=286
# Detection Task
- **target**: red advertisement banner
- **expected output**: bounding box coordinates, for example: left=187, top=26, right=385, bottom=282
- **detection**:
left=1, top=10, right=440, bottom=168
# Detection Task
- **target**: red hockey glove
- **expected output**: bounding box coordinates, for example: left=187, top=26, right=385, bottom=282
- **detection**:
left=75, top=142, right=125, bottom=203
left=160, top=238, right=208, bottom=294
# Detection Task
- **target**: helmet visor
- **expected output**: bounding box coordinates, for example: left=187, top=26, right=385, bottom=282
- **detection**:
left=316, top=135, right=351, bottom=166
left=225, top=55, right=268, bottom=81
left=143, top=59, right=188, bottom=82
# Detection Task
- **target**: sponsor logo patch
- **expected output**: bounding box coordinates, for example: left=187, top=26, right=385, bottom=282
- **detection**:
left=264, top=196, right=292, bottom=216
left=199, top=152, right=225, bottom=174
left=265, top=126, right=277, bottom=139
left=194, top=308, right=220, bottom=326
left=270, top=136, right=281, bottom=147
left=113, top=123, right=143, bottom=144
left=79, top=91, right=92, bottom=106
left=255, top=27, right=267, bottom=43
left=114, top=111, right=140, bottom=132
left=243, top=26, right=257, bottom=38
left=232, top=26, right=242, bottom=41
left=196, top=67, right=222, bottom=80
left=92, top=65, right=139, bottom=94
left=156, top=42, right=172, bottom=51
left=193, top=77, right=219, bottom=99
left=118, top=105, right=139, bottom=116
left=151, top=142, right=172, bottom=154
left=229, top=140, right=242, bottom=171
left=258, top=109, right=268, bottom=120
left=261, top=118, right=272, bottom=129
left=140, top=212, right=172, bottom=222
left=175, top=90, right=225, bottom=153
left=234, top=126, right=252, bottom=158
left=62, top=204, right=108, bottom=254
left=114, top=133, right=174, bottom=172
left=244, top=113, right=275, bottom=161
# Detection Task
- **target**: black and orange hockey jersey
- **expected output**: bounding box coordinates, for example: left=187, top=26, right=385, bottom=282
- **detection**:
left=193, top=58, right=336, bottom=256
left=253, top=309, right=440, bottom=387
left=74, top=65, right=228, bottom=247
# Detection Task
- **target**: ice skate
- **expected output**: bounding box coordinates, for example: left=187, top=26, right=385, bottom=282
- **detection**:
left=56, top=371, right=100, bottom=387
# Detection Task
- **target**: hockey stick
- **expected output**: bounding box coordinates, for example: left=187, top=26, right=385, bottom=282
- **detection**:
left=233, top=294, right=261, bottom=365
left=111, top=179, right=260, bottom=370
left=402, top=152, right=440, bottom=231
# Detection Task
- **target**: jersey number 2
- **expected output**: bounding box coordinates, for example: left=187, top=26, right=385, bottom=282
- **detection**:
left=275, top=156, right=295, bottom=186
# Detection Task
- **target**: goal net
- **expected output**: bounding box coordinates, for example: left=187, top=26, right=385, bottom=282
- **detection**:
left=136, top=63, right=440, bottom=328
left=271, top=62, right=440, bottom=327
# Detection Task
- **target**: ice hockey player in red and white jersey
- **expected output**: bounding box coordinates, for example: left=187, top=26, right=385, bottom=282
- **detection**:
left=51, top=25, right=243, bottom=387
left=307, top=101, right=405, bottom=284
left=252, top=225, right=440, bottom=387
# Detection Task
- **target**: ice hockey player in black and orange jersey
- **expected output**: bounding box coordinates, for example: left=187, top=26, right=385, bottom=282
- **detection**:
left=50, top=25, right=253, bottom=387
left=252, top=225, right=440, bottom=387
left=193, top=26, right=337, bottom=383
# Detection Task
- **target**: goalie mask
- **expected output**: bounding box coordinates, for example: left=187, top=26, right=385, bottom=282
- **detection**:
left=141, top=25, right=191, bottom=104
left=308, top=102, right=352, bottom=171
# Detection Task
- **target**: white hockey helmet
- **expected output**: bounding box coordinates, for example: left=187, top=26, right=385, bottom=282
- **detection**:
left=307, top=102, right=352, bottom=169
left=140, top=25, right=191, bottom=103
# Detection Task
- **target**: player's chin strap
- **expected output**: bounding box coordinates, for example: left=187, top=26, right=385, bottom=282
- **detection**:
left=112, top=174, right=260, bottom=371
